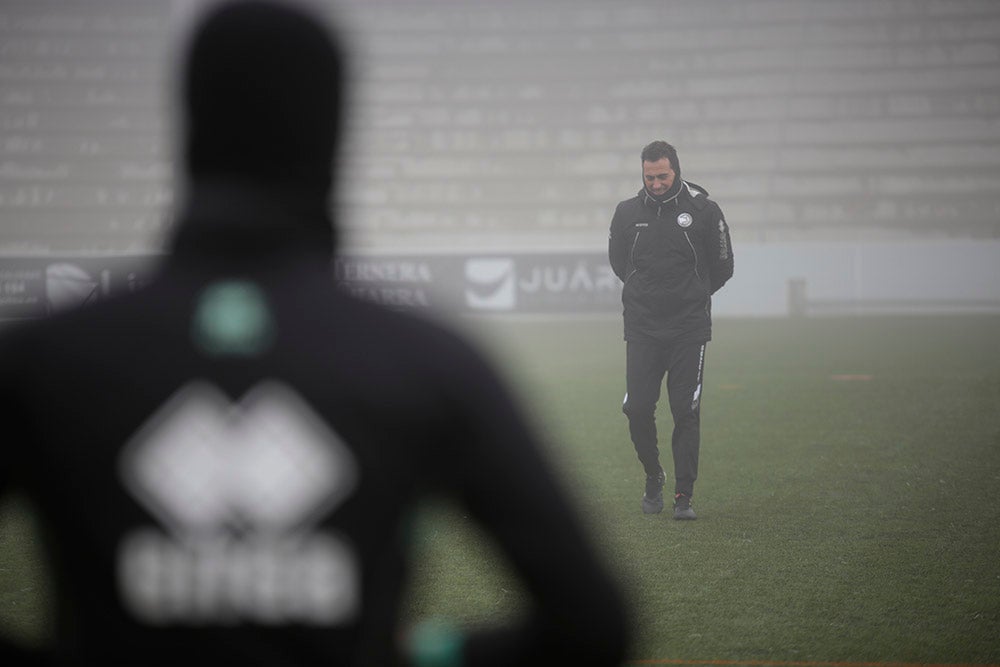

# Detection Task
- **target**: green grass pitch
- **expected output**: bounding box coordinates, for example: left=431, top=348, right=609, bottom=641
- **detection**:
left=2, top=315, right=999, bottom=664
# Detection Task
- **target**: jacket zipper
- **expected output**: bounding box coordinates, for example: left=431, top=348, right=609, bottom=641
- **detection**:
left=683, top=231, right=702, bottom=281
left=624, top=231, right=640, bottom=284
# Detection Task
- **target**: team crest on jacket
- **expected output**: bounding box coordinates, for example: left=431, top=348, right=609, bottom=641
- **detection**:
left=677, top=212, right=693, bottom=228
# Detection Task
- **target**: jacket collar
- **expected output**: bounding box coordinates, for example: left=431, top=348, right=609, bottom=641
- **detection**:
left=640, top=179, right=685, bottom=209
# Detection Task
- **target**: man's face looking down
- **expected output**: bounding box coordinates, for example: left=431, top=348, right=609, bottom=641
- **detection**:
left=642, top=158, right=675, bottom=196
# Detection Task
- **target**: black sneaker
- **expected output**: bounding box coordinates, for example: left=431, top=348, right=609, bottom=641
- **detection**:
left=641, top=469, right=665, bottom=514
left=673, top=493, right=696, bottom=520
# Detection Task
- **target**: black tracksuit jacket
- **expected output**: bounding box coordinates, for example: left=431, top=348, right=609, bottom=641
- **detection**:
left=608, top=182, right=734, bottom=344
left=0, top=184, right=627, bottom=666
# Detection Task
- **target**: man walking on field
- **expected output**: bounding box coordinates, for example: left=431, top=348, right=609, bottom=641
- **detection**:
left=608, top=141, right=734, bottom=520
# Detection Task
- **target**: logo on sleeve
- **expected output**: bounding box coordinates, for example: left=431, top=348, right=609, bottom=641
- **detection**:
left=677, top=212, right=693, bottom=228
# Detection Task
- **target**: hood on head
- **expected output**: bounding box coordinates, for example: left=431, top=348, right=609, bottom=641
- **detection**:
left=176, top=1, right=344, bottom=252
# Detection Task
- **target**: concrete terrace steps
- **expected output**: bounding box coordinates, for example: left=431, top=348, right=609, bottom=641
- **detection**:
left=0, top=0, right=998, bottom=253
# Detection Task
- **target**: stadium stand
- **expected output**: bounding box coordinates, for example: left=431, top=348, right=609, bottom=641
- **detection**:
left=0, top=0, right=998, bottom=253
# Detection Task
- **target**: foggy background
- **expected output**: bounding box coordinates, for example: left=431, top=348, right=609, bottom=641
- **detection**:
left=1, top=0, right=999, bottom=316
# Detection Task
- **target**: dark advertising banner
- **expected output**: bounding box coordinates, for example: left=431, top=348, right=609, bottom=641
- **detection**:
left=335, top=252, right=621, bottom=314
left=0, top=256, right=159, bottom=320
left=0, top=252, right=621, bottom=320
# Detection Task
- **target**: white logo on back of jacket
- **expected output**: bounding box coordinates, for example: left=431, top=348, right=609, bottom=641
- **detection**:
left=118, top=381, right=360, bottom=625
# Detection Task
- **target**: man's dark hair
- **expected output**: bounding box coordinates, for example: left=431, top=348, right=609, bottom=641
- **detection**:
left=641, top=140, right=679, bottom=172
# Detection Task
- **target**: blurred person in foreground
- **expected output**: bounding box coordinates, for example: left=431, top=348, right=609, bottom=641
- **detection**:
left=0, top=2, right=628, bottom=665
left=608, top=141, right=734, bottom=520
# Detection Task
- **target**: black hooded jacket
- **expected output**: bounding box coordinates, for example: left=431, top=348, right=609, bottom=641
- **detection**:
left=0, top=3, right=627, bottom=666
left=608, top=181, right=734, bottom=344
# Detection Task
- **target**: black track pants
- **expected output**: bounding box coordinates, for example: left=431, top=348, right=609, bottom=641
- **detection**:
left=622, top=338, right=706, bottom=497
